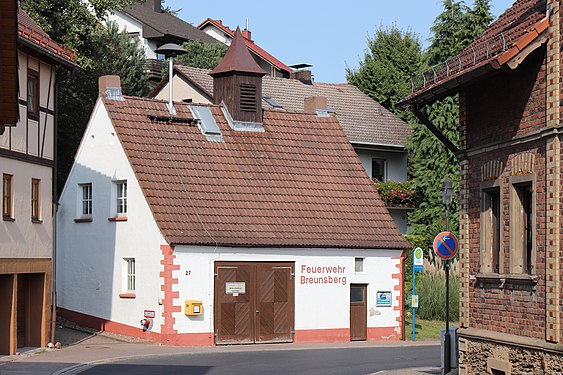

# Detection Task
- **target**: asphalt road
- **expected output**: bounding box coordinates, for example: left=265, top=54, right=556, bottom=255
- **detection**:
left=80, top=345, right=440, bottom=375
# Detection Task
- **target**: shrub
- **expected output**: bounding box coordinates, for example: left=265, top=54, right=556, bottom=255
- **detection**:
left=412, top=270, right=459, bottom=322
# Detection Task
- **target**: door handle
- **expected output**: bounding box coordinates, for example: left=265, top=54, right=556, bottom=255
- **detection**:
left=256, top=310, right=259, bottom=313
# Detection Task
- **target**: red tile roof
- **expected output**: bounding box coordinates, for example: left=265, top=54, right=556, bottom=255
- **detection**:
left=401, top=0, right=547, bottom=106
left=198, top=18, right=293, bottom=74
left=18, top=10, right=77, bottom=66
left=103, top=95, right=407, bottom=249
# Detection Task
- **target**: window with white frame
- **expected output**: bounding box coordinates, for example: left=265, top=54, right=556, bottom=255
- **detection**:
left=355, top=257, right=364, bottom=273
left=371, top=159, right=386, bottom=181
left=115, top=180, right=127, bottom=215
left=124, top=258, right=135, bottom=291
left=80, top=183, right=92, bottom=216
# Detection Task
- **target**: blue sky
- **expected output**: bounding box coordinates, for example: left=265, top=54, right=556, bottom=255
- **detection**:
left=167, top=0, right=516, bottom=83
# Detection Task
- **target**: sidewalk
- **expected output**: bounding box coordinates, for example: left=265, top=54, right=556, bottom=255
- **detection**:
left=0, top=325, right=442, bottom=375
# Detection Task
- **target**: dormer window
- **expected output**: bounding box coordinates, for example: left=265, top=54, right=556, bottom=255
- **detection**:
left=240, top=83, right=257, bottom=112
left=27, top=69, right=39, bottom=120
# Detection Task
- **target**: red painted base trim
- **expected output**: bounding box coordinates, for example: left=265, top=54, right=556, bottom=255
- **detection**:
left=294, top=328, right=350, bottom=343
left=58, top=308, right=215, bottom=346
left=294, top=327, right=401, bottom=343
left=367, top=327, right=401, bottom=341
left=161, top=332, right=214, bottom=346
left=58, top=307, right=160, bottom=342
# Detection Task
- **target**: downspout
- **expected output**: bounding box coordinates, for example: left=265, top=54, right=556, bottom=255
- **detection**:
left=50, top=77, right=59, bottom=345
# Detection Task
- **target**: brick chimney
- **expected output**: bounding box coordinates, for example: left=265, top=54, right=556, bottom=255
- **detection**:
left=209, top=27, right=266, bottom=123
left=290, top=70, right=313, bottom=85
left=242, top=29, right=252, bottom=41
left=145, top=0, right=161, bottom=13
left=304, top=96, right=327, bottom=114
left=99, top=75, right=124, bottom=101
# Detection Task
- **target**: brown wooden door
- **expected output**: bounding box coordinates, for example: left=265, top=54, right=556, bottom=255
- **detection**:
left=215, top=264, right=254, bottom=344
left=215, top=262, right=294, bottom=345
left=350, top=284, right=367, bottom=341
left=256, top=264, right=294, bottom=343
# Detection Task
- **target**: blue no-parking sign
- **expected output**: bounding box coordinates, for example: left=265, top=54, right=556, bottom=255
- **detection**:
left=433, top=231, right=459, bottom=260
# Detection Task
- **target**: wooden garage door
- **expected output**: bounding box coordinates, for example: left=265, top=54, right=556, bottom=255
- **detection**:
left=215, top=262, right=294, bottom=345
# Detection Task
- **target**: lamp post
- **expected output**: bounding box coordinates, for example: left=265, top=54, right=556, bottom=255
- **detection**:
left=439, top=177, right=455, bottom=374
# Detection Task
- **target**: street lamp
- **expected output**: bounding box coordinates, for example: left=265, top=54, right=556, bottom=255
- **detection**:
left=439, top=177, right=455, bottom=374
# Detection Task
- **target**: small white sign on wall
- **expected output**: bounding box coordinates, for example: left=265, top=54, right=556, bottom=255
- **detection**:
left=226, top=282, right=246, bottom=296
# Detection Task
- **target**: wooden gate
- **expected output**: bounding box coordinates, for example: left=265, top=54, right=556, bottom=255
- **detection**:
left=215, top=262, right=294, bottom=345
left=350, top=284, right=367, bottom=341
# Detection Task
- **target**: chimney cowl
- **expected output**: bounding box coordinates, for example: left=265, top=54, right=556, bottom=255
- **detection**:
left=242, top=29, right=252, bottom=41
left=290, top=70, right=313, bottom=85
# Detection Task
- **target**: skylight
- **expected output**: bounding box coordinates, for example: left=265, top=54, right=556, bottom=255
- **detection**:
left=189, top=105, right=223, bottom=142
left=262, top=96, right=283, bottom=109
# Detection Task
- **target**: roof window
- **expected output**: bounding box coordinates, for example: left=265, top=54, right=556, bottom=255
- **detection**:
left=189, top=105, right=223, bottom=142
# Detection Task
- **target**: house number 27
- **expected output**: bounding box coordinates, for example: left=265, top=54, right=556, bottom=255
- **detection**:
left=185, top=271, right=191, bottom=276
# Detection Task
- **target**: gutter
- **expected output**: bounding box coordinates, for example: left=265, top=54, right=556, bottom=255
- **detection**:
left=18, top=38, right=79, bottom=69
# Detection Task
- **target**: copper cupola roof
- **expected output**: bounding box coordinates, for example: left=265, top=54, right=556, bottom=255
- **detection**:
left=209, top=27, right=267, bottom=77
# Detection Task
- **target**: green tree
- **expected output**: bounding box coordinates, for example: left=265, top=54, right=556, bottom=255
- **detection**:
left=407, top=0, right=492, bottom=250
left=346, top=25, right=423, bottom=118
left=178, top=40, right=227, bottom=70
left=20, top=0, right=150, bottom=190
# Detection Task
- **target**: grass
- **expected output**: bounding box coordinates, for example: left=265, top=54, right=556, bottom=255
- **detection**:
left=404, top=318, right=447, bottom=340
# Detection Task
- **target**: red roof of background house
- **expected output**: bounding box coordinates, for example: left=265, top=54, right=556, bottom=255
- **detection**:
left=401, top=0, right=547, bottom=106
left=198, top=18, right=293, bottom=75
left=18, top=10, right=77, bottom=66
left=103, top=95, right=407, bottom=249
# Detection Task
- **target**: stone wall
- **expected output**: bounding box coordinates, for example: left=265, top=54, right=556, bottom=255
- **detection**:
left=459, top=336, right=563, bottom=374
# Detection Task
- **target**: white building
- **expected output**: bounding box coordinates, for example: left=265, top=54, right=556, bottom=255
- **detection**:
left=0, top=6, right=77, bottom=354
left=56, top=30, right=407, bottom=345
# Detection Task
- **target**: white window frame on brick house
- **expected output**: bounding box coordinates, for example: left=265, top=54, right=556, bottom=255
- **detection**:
left=480, top=180, right=502, bottom=274
left=509, top=174, right=535, bottom=275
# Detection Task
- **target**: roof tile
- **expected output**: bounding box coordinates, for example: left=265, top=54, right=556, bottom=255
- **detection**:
left=103, top=96, right=407, bottom=249
left=171, top=65, right=411, bottom=147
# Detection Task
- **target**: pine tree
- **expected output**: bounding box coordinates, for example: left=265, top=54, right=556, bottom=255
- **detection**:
left=20, top=0, right=150, bottom=190
left=346, top=25, right=423, bottom=119
left=178, top=40, right=227, bottom=70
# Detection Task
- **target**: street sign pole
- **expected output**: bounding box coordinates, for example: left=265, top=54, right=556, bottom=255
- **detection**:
left=444, top=203, right=451, bottom=374
left=411, top=247, right=423, bottom=341
left=412, top=254, right=416, bottom=341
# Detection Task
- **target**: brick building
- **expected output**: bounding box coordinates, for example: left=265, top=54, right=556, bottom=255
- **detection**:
left=400, top=0, right=563, bottom=373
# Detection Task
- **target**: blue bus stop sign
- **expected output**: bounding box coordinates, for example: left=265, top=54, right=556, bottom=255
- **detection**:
left=433, top=231, right=459, bottom=260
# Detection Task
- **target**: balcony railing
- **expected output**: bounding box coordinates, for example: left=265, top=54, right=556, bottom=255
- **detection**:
left=144, top=58, right=163, bottom=81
